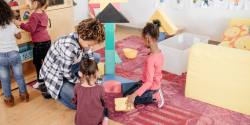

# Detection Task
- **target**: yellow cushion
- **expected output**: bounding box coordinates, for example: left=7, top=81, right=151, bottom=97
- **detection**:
left=221, top=24, right=249, bottom=41
left=218, top=41, right=233, bottom=48
left=97, top=62, right=105, bottom=77
left=229, top=35, right=250, bottom=50
left=186, top=43, right=250, bottom=116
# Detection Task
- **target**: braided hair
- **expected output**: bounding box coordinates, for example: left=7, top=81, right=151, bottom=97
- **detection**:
left=80, top=57, right=99, bottom=86
left=142, top=19, right=162, bottom=41
left=77, top=18, right=106, bottom=44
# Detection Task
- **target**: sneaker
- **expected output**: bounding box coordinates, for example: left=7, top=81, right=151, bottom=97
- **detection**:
left=38, top=84, right=47, bottom=92
left=33, top=81, right=44, bottom=88
left=152, top=88, right=164, bottom=108
left=101, top=117, right=108, bottom=125
left=20, top=92, right=29, bottom=102
left=42, top=92, right=52, bottom=99
left=4, top=95, right=14, bottom=107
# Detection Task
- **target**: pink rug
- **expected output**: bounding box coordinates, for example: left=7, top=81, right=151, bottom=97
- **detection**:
left=28, top=36, right=250, bottom=125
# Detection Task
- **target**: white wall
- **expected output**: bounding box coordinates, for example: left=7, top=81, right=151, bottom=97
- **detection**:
left=74, top=0, right=250, bottom=41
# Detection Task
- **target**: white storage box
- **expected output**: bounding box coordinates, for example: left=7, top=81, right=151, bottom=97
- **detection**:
left=158, top=33, right=210, bottom=75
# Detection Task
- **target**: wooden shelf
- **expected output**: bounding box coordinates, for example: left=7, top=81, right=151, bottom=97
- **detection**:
left=22, top=58, right=33, bottom=64
left=11, top=6, right=29, bottom=10
left=10, top=67, right=37, bottom=91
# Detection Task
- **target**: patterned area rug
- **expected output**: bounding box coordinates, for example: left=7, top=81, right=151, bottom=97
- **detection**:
left=28, top=36, right=250, bottom=125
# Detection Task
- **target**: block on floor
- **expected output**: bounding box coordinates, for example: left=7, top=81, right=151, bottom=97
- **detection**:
left=101, top=74, right=137, bottom=92
left=98, top=62, right=105, bottom=77
left=115, top=97, right=134, bottom=112
left=103, top=80, right=121, bottom=93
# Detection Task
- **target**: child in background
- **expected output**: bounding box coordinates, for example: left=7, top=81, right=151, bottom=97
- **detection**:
left=0, top=0, right=29, bottom=107
left=72, top=58, right=109, bottom=125
left=14, top=0, right=51, bottom=89
left=124, top=19, right=164, bottom=110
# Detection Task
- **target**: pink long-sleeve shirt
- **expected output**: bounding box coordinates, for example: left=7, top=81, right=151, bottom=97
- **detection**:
left=135, top=51, right=164, bottom=96
left=20, top=11, right=50, bottom=43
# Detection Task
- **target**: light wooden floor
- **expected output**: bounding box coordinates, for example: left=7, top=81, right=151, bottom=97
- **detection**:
left=0, top=29, right=141, bottom=125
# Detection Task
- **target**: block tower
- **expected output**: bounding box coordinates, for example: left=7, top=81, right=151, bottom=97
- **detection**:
left=89, top=0, right=129, bottom=75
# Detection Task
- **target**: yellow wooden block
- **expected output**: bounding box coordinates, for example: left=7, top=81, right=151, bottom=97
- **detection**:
left=148, top=9, right=178, bottom=35
left=186, top=43, right=250, bottom=116
left=98, top=62, right=105, bottom=77
left=115, top=97, right=134, bottom=112
left=89, top=0, right=128, bottom=4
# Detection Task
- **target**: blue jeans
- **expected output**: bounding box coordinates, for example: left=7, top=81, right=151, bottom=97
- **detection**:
left=58, top=52, right=101, bottom=110
left=0, top=51, right=27, bottom=98
left=123, top=81, right=158, bottom=105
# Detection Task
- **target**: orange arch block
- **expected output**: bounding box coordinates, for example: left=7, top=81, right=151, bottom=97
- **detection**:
left=103, top=80, right=121, bottom=93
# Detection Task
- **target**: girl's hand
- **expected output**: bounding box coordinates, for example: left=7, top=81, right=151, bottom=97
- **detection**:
left=125, top=93, right=137, bottom=111
left=14, top=20, right=22, bottom=26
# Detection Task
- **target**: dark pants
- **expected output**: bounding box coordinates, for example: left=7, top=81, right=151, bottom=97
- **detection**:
left=33, top=40, right=51, bottom=82
left=123, top=81, right=158, bottom=105
left=98, top=108, right=109, bottom=124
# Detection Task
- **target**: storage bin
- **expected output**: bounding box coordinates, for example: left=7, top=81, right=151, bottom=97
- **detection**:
left=19, top=45, right=33, bottom=61
left=158, top=33, right=210, bottom=75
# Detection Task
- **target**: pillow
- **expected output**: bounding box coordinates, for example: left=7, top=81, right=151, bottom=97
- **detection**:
left=221, top=24, right=249, bottom=41
left=229, top=35, right=250, bottom=50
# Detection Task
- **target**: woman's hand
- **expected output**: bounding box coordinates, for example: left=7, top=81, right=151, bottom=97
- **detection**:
left=14, top=20, right=22, bottom=26
left=125, top=93, right=137, bottom=111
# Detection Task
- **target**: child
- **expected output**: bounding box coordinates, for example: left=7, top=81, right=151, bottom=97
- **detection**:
left=14, top=0, right=51, bottom=89
left=124, top=19, right=164, bottom=110
left=0, top=0, right=29, bottom=107
left=72, top=58, right=109, bottom=125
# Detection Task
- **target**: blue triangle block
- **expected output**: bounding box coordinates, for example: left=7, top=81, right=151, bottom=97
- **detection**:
left=101, top=74, right=137, bottom=92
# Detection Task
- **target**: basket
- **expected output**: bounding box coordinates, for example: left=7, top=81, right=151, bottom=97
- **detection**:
left=19, top=45, right=33, bottom=61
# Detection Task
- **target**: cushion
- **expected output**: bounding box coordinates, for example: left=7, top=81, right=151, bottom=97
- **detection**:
left=103, top=80, right=121, bottom=93
left=229, top=35, right=250, bottom=50
left=221, top=24, right=249, bottom=41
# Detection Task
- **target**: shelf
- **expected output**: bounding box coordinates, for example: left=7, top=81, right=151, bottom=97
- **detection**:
left=10, top=67, right=37, bottom=90
left=11, top=6, right=30, bottom=10
left=22, top=58, right=33, bottom=64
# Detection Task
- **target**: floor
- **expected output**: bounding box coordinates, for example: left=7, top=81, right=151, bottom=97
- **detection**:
left=0, top=29, right=141, bottom=125
left=0, top=29, right=218, bottom=125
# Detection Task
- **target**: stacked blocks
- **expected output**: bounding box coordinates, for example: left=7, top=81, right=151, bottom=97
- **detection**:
left=115, top=97, right=134, bottom=112
left=101, top=74, right=137, bottom=92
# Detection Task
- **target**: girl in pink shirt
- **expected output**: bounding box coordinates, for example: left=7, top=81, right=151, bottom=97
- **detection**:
left=14, top=0, right=51, bottom=89
left=72, top=58, right=109, bottom=125
left=124, top=19, right=164, bottom=109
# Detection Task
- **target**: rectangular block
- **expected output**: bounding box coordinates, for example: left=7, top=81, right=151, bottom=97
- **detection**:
left=97, top=62, right=105, bottom=77
left=101, top=74, right=137, bottom=92
left=158, top=33, right=210, bottom=75
left=105, top=23, right=115, bottom=50
left=115, top=97, right=134, bottom=112
left=186, top=43, right=250, bottom=116
left=105, top=50, right=115, bottom=75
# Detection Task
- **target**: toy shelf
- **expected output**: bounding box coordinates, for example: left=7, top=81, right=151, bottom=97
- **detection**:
left=11, top=6, right=30, bottom=10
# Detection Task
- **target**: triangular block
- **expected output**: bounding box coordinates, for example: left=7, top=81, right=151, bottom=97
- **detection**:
left=96, top=3, right=129, bottom=23
left=115, top=51, right=122, bottom=64
left=148, top=9, right=178, bottom=35
left=101, top=74, right=137, bottom=92
left=89, top=0, right=128, bottom=4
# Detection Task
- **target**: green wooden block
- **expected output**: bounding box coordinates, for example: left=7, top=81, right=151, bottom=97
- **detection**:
left=105, top=23, right=115, bottom=50
left=115, top=51, right=122, bottom=64
left=105, top=50, right=115, bottom=75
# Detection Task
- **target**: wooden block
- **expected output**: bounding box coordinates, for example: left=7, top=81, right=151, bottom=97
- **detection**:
left=89, top=0, right=128, bottom=4
left=100, top=3, right=120, bottom=11
left=148, top=9, right=178, bottom=35
left=105, top=50, right=115, bottom=75
left=115, top=97, right=134, bottom=112
left=105, top=23, right=115, bottom=50
left=98, top=62, right=105, bottom=77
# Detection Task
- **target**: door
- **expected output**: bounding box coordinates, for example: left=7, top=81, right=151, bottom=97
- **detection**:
left=46, top=7, right=75, bottom=43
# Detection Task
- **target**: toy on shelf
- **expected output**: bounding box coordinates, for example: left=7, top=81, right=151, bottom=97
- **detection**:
left=122, top=48, right=138, bottom=59
left=103, top=80, right=121, bottom=93
left=23, top=11, right=30, bottom=22
left=21, top=5, right=29, bottom=8
left=115, top=97, right=134, bottom=112
left=9, top=0, right=18, bottom=7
